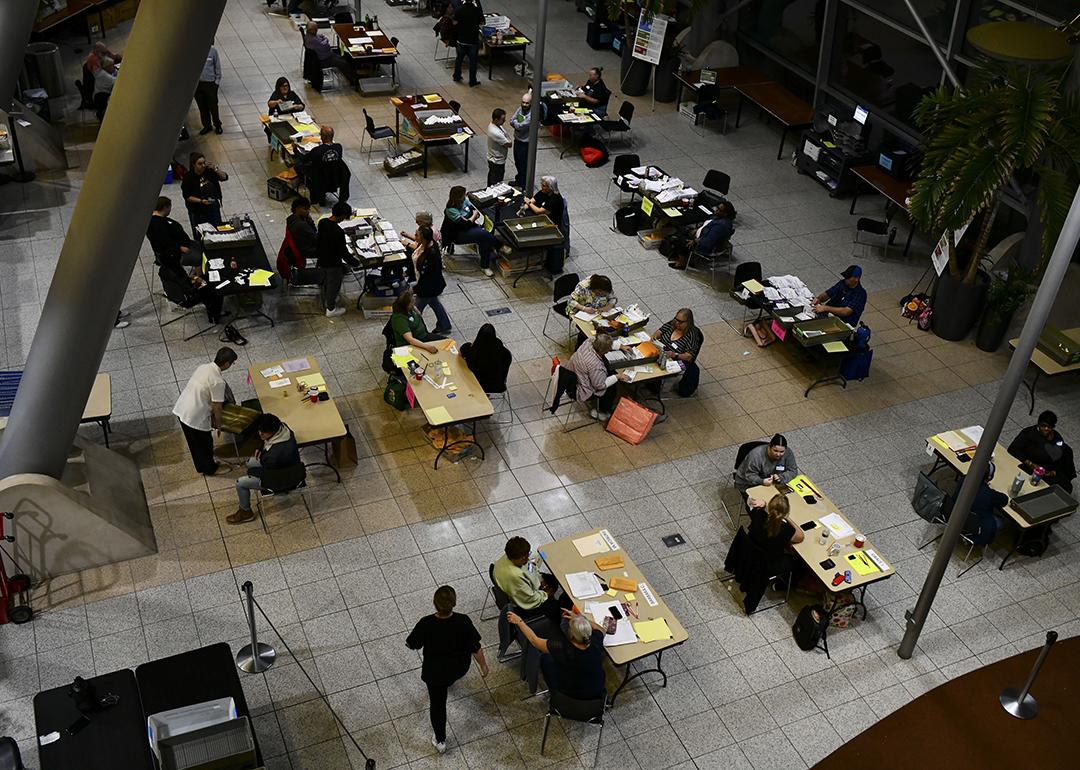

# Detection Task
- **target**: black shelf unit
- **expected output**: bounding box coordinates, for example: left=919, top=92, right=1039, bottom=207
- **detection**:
left=794, top=130, right=874, bottom=198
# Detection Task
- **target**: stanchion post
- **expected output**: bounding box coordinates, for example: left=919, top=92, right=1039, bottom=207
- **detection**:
left=1000, top=631, right=1057, bottom=719
left=235, top=581, right=277, bottom=674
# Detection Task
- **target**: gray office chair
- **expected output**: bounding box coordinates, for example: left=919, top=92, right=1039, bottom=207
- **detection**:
left=541, top=272, right=580, bottom=347
left=362, top=109, right=397, bottom=159
left=854, top=217, right=896, bottom=257
left=686, top=239, right=733, bottom=285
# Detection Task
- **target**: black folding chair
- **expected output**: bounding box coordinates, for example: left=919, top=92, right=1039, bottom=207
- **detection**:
left=541, top=690, right=606, bottom=767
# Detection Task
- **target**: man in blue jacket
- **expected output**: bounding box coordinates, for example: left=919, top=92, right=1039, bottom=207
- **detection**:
left=228, top=413, right=301, bottom=524
left=668, top=201, right=735, bottom=270
left=813, top=264, right=867, bottom=325
left=959, top=461, right=1009, bottom=545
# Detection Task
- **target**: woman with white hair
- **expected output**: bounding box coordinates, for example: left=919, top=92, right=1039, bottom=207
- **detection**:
left=521, top=175, right=567, bottom=273
left=563, top=333, right=630, bottom=419
left=507, top=608, right=607, bottom=700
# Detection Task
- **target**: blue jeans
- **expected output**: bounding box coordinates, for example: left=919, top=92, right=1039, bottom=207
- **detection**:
left=235, top=458, right=263, bottom=511
left=456, top=225, right=499, bottom=268
left=454, top=43, right=479, bottom=83
left=416, top=295, right=452, bottom=332
left=513, top=139, right=528, bottom=187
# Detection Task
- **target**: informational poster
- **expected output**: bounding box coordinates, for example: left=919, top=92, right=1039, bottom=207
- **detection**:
left=930, top=221, right=971, bottom=275
left=632, top=11, right=668, bottom=65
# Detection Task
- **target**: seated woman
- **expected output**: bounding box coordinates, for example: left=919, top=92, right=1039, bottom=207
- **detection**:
left=561, top=334, right=630, bottom=419
left=520, top=175, right=566, bottom=274
left=390, top=290, right=444, bottom=355
left=461, top=323, right=513, bottom=393
left=267, top=76, right=305, bottom=116
left=1008, top=410, right=1075, bottom=493
left=443, top=186, right=500, bottom=277
left=746, top=493, right=804, bottom=578
left=565, top=274, right=616, bottom=317
left=650, top=308, right=704, bottom=397
left=576, top=67, right=610, bottom=119
left=506, top=608, right=606, bottom=701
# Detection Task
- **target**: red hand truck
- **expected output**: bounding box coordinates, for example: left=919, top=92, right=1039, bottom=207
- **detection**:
left=0, top=512, right=32, bottom=624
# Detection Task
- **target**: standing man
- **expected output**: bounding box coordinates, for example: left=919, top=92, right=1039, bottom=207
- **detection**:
left=510, top=91, right=543, bottom=189
left=812, top=265, right=867, bottom=325
left=452, top=0, right=483, bottom=87
left=173, top=347, right=238, bottom=476
left=317, top=201, right=359, bottom=318
left=485, top=108, right=511, bottom=186
left=194, top=43, right=223, bottom=135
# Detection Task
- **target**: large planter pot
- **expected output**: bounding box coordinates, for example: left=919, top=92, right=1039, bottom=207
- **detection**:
left=932, top=271, right=989, bottom=341
left=975, top=307, right=1015, bottom=352
left=620, top=45, right=651, bottom=97
left=653, top=57, right=680, bottom=102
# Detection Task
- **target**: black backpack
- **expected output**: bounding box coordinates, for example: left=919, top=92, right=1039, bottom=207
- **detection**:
left=792, top=604, right=829, bottom=651
left=613, top=205, right=641, bottom=236
left=1016, top=524, right=1052, bottom=557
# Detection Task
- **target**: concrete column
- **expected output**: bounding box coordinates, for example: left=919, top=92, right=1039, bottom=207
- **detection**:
left=525, top=0, right=549, bottom=196
left=0, top=1, right=39, bottom=106
left=0, top=0, right=227, bottom=480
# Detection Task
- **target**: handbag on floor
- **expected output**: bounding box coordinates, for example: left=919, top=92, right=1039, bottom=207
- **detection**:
left=331, top=426, right=359, bottom=467
left=606, top=397, right=657, bottom=445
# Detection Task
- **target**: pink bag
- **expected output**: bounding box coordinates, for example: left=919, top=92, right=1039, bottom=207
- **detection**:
left=606, top=398, right=658, bottom=445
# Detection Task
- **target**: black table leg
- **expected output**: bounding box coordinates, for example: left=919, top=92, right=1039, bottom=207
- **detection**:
left=432, top=419, right=485, bottom=469
left=464, top=136, right=469, bottom=172
left=100, top=418, right=111, bottom=448
left=1024, top=368, right=1040, bottom=415
left=423, top=143, right=428, bottom=178
left=903, top=220, right=915, bottom=256
left=735, top=94, right=744, bottom=128
left=303, top=440, right=342, bottom=482
left=777, top=126, right=788, bottom=160
left=849, top=184, right=861, bottom=215
left=608, top=649, right=667, bottom=706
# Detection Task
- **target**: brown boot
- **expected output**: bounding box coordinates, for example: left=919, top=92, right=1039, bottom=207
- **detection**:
left=226, top=508, right=256, bottom=525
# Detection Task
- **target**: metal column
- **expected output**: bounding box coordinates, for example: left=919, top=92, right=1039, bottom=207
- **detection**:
left=0, top=0, right=227, bottom=480
left=524, top=0, right=548, bottom=196
left=0, top=2, right=38, bottom=111
left=898, top=185, right=1080, bottom=659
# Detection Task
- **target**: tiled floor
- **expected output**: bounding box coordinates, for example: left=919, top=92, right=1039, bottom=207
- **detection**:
left=1, top=2, right=1079, bottom=769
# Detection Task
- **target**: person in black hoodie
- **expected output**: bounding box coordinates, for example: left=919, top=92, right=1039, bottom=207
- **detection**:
left=317, top=200, right=359, bottom=317
left=1008, top=410, right=1076, bottom=493
left=228, top=413, right=302, bottom=524
left=452, top=0, right=483, bottom=86
left=406, top=585, right=488, bottom=754
left=460, top=323, right=512, bottom=394
left=412, top=225, right=451, bottom=334
left=278, top=197, right=323, bottom=285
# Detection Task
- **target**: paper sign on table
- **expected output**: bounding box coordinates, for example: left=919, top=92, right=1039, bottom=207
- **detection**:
left=297, top=373, right=326, bottom=390
left=268, top=378, right=292, bottom=389
left=640, top=197, right=654, bottom=215
left=573, top=532, right=610, bottom=557
left=261, top=365, right=285, bottom=378
left=633, top=618, right=673, bottom=643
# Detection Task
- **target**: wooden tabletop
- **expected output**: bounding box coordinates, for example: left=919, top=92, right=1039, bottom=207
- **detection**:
left=539, top=528, right=688, bottom=666
left=748, top=480, right=895, bottom=592
left=928, top=431, right=1076, bottom=530
left=333, top=23, right=397, bottom=60
left=392, top=94, right=472, bottom=141
left=677, top=65, right=772, bottom=90
left=0, top=373, right=111, bottom=431
left=1009, top=327, right=1080, bottom=376
left=735, top=82, right=815, bottom=127
left=851, top=165, right=912, bottom=210
left=393, top=339, right=493, bottom=425
left=248, top=357, right=347, bottom=447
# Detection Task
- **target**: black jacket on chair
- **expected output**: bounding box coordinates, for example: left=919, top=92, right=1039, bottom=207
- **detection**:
left=303, top=151, right=350, bottom=205
left=302, top=46, right=325, bottom=92
left=724, top=527, right=777, bottom=614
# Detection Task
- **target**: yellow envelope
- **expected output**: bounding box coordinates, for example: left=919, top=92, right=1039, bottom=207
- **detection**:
left=426, top=406, right=452, bottom=424
left=822, top=341, right=849, bottom=354
left=633, top=618, right=673, bottom=643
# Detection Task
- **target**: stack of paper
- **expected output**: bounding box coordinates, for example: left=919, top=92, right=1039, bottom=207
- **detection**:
left=585, top=601, right=638, bottom=646
left=819, top=512, right=854, bottom=538
left=633, top=618, right=673, bottom=643
left=565, top=572, right=604, bottom=599
left=573, top=532, right=610, bottom=557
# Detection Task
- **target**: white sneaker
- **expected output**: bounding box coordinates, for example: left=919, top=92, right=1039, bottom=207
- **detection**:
left=483, top=268, right=494, bottom=277
left=325, top=307, right=346, bottom=318
left=431, top=735, right=446, bottom=754
left=114, top=319, right=131, bottom=329
left=589, top=409, right=610, bottom=421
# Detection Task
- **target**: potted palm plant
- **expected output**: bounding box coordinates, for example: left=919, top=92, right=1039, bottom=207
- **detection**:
left=907, top=62, right=1080, bottom=341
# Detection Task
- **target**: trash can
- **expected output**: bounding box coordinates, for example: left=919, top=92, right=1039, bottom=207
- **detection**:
left=25, top=42, right=66, bottom=98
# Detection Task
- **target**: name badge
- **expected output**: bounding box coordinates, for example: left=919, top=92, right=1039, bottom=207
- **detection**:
left=775, top=464, right=786, bottom=473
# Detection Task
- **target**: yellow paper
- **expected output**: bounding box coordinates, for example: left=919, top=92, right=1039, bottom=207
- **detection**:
left=822, top=341, right=849, bottom=354
left=297, top=373, right=326, bottom=390
left=423, top=94, right=441, bottom=104
left=662, top=207, right=681, bottom=217
left=483, top=215, right=494, bottom=233
left=451, top=132, right=470, bottom=144
left=846, top=552, right=879, bottom=576
left=640, top=197, right=654, bottom=216
left=249, top=269, right=274, bottom=287
left=605, top=588, right=618, bottom=597
left=788, top=474, right=822, bottom=498
left=741, top=279, right=765, bottom=294
left=425, top=406, right=453, bottom=424
left=633, top=618, right=673, bottom=643
left=625, top=593, right=636, bottom=601
left=574, top=107, right=590, bottom=114
left=390, top=352, right=418, bottom=367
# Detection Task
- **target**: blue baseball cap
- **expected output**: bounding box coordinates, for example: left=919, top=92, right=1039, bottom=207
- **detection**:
left=841, top=265, right=862, bottom=279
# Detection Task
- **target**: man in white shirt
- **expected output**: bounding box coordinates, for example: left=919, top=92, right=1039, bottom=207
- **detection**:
left=173, top=347, right=238, bottom=475
left=486, top=108, right=511, bottom=186
left=93, top=57, right=117, bottom=120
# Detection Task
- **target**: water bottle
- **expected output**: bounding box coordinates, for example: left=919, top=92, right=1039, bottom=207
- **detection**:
left=1010, top=472, right=1025, bottom=496
left=818, top=527, right=829, bottom=546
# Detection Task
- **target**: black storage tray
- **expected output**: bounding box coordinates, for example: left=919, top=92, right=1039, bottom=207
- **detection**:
left=1009, top=485, right=1078, bottom=525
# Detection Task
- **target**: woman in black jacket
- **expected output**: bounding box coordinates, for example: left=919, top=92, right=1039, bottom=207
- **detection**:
left=460, top=323, right=512, bottom=394
left=413, top=225, right=451, bottom=334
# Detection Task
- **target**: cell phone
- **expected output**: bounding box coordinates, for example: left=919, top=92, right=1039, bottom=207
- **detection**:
left=609, top=605, right=623, bottom=620
left=803, top=494, right=817, bottom=504
left=957, top=452, right=971, bottom=463
left=820, top=559, right=835, bottom=570
left=801, top=520, right=817, bottom=531
left=67, top=715, right=91, bottom=736
left=603, top=616, right=617, bottom=635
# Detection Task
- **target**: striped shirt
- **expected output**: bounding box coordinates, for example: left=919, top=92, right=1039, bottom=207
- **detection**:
left=656, top=321, right=703, bottom=361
